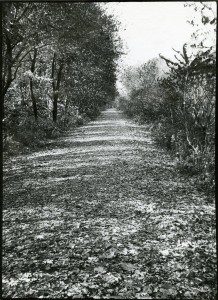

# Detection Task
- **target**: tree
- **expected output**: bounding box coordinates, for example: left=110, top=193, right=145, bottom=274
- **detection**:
left=119, top=58, right=165, bottom=121
left=185, top=2, right=216, bottom=52
left=3, top=2, right=122, bottom=150
left=2, top=3, right=46, bottom=106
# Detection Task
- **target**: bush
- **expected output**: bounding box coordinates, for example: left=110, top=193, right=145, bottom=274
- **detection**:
left=3, top=105, right=61, bottom=154
left=151, top=119, right=175, bottom=151
left=118, top=47, right=215, bottom=194
left=3, top=102, right=97, bottom=156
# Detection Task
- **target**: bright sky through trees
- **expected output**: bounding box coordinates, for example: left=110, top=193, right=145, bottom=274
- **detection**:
left=105, top=2, right=216, bottom=67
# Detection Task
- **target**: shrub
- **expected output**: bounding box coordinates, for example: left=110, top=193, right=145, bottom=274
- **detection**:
left=118, top=46, right=215, bottom=194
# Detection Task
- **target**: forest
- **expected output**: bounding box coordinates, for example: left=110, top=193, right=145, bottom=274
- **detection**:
left=2, top=3, right=215, bottom=194
left=2, top=2, right=121, bottom=153
left=2, top=2, right=216, bottom=299
left=118, top=2, right=216, bottom=194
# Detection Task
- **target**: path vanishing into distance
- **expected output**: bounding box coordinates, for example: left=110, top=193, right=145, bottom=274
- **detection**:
left=3, top=108, right=216, bottom=298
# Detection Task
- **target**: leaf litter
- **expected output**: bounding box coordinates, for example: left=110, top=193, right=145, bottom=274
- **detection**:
left=3, top=109, right=216, bottom=299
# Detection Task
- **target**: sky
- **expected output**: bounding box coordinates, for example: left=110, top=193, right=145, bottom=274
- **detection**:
left=105, top=2, right=194, bottom=67
left=107, top=2, right=192, bottom=65
left=104, top=1, right=216, bottom=93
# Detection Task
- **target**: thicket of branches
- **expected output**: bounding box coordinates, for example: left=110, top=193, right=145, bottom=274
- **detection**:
left=2, top=2, right=121, bottom=153
left=118, top=3, right=216, bottom=193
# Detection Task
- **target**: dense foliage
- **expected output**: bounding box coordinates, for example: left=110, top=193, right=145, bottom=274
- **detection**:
left=2, top=2, right=121, bottom=154
left=118, top=3, right=216, bottom=194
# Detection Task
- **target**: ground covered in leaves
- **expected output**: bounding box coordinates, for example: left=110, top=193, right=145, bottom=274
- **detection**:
left=3, top=109, right=216, bottom=299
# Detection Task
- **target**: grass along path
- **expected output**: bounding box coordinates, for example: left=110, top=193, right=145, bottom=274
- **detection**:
left=3, top=108, right=216, bottom=299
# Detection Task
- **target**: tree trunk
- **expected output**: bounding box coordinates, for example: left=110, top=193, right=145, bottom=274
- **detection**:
left=29, top=79, right=38, bottom=121
left=2, top=34, right=13, bottom=119
left=51, top=53, right=57, bottom=122
left=29, top=48, right=38, bottom=120
left=51, top=52, right=64, bottom=122
left=52, top=93, right=58, bottom=122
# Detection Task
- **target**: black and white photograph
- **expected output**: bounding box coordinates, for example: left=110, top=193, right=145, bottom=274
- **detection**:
left=2, top=1, right=216, bottom=298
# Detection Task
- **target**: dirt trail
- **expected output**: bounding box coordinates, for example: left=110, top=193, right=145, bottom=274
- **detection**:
left=3, top=109, right=216, bottom=299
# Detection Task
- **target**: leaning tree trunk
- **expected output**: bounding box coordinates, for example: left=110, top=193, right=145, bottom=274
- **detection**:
left=29, top=48, right=38, bottom=121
